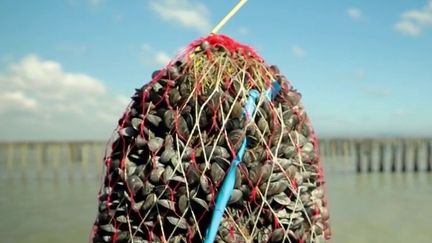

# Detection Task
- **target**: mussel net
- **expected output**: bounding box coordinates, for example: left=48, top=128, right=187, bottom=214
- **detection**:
left=91, top=35, right=330, bottom=243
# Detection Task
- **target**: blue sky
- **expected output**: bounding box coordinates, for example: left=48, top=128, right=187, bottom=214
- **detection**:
left=0, top=0, right=431, bottom=140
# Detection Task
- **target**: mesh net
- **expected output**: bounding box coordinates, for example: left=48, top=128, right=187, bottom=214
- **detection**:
left=91, top=34, right=331, bottom=243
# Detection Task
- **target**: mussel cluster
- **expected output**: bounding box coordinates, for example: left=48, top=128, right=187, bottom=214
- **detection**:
left=92, top=35, right=330, bottom=243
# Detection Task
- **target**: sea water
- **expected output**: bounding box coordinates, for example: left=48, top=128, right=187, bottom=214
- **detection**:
left=0, top=152, right=430, bottom=242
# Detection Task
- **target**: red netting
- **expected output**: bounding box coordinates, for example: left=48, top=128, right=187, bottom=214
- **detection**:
left=91, top=34, right=331, bottom=243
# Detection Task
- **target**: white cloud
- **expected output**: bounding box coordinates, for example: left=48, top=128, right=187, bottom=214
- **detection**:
left=0, top=55, right=129, bottom=140
left=149, top=0, right=211, bottom=33
left=394, top=1, right=432, bottom=36
left=141, top=43, right=173, bottom=66
left=394, top=21, right=421, bottom=36
left=392, top=109, right=409, bottom=117
left=155, top=52, right=171, bottom=66
left=355, top=69, right=366, bottom=80
left=89, top=0, right=105, bottom=7
left=347, top=8, right=362, bottom=19
left=66, top=0, right=105, bottom=8
left=291, top=46, right=306, bottom=57
left=238, top=27, right=249, bottom=35
left=5, top=55, right=106, bottom=99
left=402, top=5, right=432, bottom=25
left=0, top=91, right=38, bottom=112
left=142, top=43, right=152, bottom=52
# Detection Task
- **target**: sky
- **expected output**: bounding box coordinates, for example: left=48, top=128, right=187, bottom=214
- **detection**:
left=0, top=0, right=431, bottom=141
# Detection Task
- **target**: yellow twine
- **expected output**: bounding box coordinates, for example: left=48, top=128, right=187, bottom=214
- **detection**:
left=211, top=0, right=248, bottom=34
left=185, top=1, right=250, bottom=92
left=188, top=1, right=248, bottom=60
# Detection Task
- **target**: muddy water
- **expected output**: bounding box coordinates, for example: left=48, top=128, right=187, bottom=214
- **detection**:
left=0, top=156, right=430, bottom=243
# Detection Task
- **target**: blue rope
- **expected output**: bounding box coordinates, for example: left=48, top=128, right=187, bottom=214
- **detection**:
left=204, top=81, right=281, bottom=243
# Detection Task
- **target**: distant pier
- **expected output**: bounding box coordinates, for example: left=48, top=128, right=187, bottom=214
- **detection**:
left=0, top=141, right=106, bottom=180
left=318, top=138, right=432, bottom=173
left=0, top=138, right=431, bottom=180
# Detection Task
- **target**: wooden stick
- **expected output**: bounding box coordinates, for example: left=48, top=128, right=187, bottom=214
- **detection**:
left=367, top=140, right=373, bottom=173
left=211, top=0, right=248, bottom=34
left=427, top=141, right=432, bottom=172
left=355, top=141, right=362, bottom=173
left=413, top=142, right=419, bottom=172
left=20, top=143, right=29, bottom=181
left=391, top=143, right=397, bottom=173
left=378, top=142, right=385, bottom=173
left=401, top=141, right=407, bottom=172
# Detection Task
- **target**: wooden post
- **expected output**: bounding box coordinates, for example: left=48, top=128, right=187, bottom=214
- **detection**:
left=367, top=140, right=373, bottom=173
left=343, top=140, right=350, bottom=159
left=64, top=143, right=74, bottom=182
left=69, top=142, right=83, bottom=163
left=378, top=142, right=385, bottom=173
left=324, top=139, right=330, bottom=158
left=401, top=141, right=407, bottom=172
left=53, top=143, right=61, bottom=181
left=391, top=143, right=397, bottom=173
left=35, top=143, right=44, bottom=180
left=69, top=142, right=75, bottom=162
left=20, top=143, right=29, bottom=181
left=356, top=141, right=362, bottom=173
left=413, top=142, right=419, bottom=172
left=331, top=140, right=336, bottom=158
left=427, top=141, right=431, bottom=172
left=6, top=143, right=14, bottom=173
left=81, top=143, right=89, bottom=180
left=42, top=143, right=50, bottom=164
left=336, top=140, right=341, bottom=156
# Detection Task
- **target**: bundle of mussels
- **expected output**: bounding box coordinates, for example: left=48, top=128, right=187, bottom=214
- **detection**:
left=91, top=35, right=330, bottom=243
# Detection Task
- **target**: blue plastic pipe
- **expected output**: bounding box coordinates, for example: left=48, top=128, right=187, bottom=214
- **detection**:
left=204, top=81, right=281, bottom=243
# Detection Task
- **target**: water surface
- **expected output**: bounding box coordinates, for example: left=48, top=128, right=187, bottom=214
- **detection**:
left=0, top=157, right=430, bottom=242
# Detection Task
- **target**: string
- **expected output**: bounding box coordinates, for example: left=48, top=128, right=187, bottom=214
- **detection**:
left=210, top=0, right=248, bottom=34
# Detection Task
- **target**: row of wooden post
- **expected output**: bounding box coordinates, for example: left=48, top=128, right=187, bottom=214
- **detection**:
left=353, top=140, right=432, bottom=173
left=1, top=139, right=431, bottom=178
left=0, top=141, right=105, bottom=180
left=318, top=139, right=432, bottom=173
